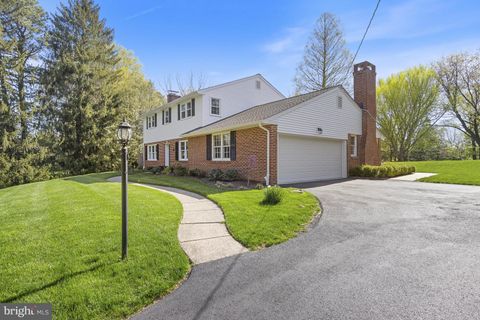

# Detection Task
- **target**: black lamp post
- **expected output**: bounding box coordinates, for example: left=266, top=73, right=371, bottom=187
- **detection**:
left=117, top=119, right=132, bottom=260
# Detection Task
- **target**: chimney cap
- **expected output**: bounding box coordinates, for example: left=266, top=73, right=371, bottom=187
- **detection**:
left=353, top=61, right=376, bottom=74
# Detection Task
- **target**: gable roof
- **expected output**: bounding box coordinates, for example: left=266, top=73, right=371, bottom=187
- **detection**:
left=199, top=74, right=285, bottom=98
left=182, top=86, right=340, bottom=137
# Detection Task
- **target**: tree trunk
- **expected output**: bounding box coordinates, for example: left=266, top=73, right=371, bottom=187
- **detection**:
left=472, top=139, right=478, bottom=160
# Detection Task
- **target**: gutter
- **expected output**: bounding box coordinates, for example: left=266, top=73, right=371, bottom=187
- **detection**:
left=258, top=123, right=270, bottom=186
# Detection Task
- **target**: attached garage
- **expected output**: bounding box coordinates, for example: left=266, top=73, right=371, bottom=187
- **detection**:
left=278, top=134, right=347, bottom=184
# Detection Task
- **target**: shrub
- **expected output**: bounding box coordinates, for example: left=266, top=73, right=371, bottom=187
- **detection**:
left=161, top=166, right=173, bottom=175
left=223, top=169, right=240, bottom=181
left=208, top=169, right=224, bottom=181
left=349, top=164, right=415, bottom=178
left=261, top=186, right=284, bottom=205
left=173, top=166, right=189, bottom=176
left=151, top=167, right=162, bottom=175
left=189, top=168, right=206, bottom=178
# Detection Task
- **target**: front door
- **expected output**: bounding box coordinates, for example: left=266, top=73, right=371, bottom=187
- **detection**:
left=164, top=144, right=170, bottom=167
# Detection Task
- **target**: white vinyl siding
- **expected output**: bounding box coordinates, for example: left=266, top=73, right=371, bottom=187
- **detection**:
left=212, top=132, right=230, bottom=160
left=147, top=145, right=157, bottom=160
left=270, top=89, right=362, bottom=140
left=278, top=134, right=346, bottom=184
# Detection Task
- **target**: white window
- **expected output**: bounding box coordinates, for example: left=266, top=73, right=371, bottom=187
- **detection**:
left=147, top=145, right=157, bottom=160
left=211, top=98, right=220, bottom=115
left=349, top=135, right=357, bottom=157
left=212, top=132, right=230, bottom=160
left=164, top=108, right=171, bottom=124
left=337, top=96, right=343, bottom=109
left=179, top=140, right=188, bottom=161
left=146, top=114, right=157, bottom=129
left=180, top=102, right=192, bottom=119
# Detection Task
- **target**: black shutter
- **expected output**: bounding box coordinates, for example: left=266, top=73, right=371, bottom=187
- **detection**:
left=168, top=107, right=172, bottom=123
left=156, top=144, right=160, bottom=160
left=175, top=141, right=179, bottom=161
left=177, top=104, right=180, bottom=120
left=191, top=98, right=195, bottom=116
left=162, top=110, right=165, bottom=125
left=154, top=113, right=157, bottom=127
left=144, top=145, right=148, bottom=161
left=230, top=131, right=236, bottom=160
left=206, top=135, right=212, bottom=160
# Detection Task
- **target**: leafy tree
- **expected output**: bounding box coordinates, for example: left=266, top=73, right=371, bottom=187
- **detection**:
left=0, top=0, right=50, bottom=188
left=114, top=46, right=163, bottom=168
left=294, top=13, right=352, bottom=93
left=42, top=0, right=120, bottom=175
left=377, top=66, right=443, bottom=161
left=434, top=52, right=480, bottom=159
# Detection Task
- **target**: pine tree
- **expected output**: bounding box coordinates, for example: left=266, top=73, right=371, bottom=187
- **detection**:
left=43, top=0, right=120, bottom=174
left=0, top=0, right=49, bottom=188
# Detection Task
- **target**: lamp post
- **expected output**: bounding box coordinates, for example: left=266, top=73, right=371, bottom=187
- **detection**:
left=117, top=119, right=132, bottom=260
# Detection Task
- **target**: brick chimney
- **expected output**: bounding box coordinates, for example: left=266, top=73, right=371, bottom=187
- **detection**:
left=167, top=91, right=181, bottom=103
left=353, top=61, right=381, bottom=165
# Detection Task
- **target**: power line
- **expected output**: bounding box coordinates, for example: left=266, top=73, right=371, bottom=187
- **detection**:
left=352, top=0, right=381, bottom=64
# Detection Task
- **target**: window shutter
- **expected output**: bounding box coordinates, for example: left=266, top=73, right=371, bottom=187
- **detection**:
left=162, top=110, right=165, bottom=125
left=154, top=113, right=157, bottom=127
left=175, top=141, right=179, bottom=161
left=168, top=107, right=172, bottom=123
left=156, top=144, right=160, bottom=160
left=144, top=145, right=147, bottom=161
left=230, top=131, right=236, bottom=161
left=177, top=104, right=180, bottom=120
left=206, top=135, right=212, bottom=160
left=191, top=98, right=195, bottom=116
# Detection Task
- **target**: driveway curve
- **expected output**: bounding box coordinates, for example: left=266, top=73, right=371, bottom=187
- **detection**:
left=132, top=179, right=480, bottom=320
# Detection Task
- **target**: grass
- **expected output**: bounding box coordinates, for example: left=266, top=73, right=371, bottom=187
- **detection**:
left=129, top=172, right=320, bottom=249
left=388, top=160, right=480, bottom=186
left=0, top=172, right=189, bottom=320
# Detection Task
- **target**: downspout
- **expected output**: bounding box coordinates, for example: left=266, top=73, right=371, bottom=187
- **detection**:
left=259, top=123, right=270, bottom=186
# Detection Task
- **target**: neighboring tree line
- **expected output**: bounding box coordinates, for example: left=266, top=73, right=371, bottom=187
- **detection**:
left=0, top=0, right=162, bottom=188
left=294, top=12, right=480, bottom=162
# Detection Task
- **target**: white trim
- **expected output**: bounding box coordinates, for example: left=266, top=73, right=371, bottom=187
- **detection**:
left=147, top=144, right=157, bottom=161
left=350, top=135, right=358, bottom=157
left=178, top=140, right=188, bottom=161
left=259, top=124, right=270, bottom=185
left=211, top=132, right=231, bottom=161
left=210, top=97, right=221, bottom=116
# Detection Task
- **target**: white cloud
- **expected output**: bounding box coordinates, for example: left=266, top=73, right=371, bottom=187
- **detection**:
left=262, top=27, right=308, bottom=54
left=125, top=5, right=162, bottom=21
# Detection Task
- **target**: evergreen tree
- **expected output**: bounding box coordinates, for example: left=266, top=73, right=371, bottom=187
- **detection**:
left=43, top=0, right=120, bottom=174
left=0, top=0, right=49, bottom=188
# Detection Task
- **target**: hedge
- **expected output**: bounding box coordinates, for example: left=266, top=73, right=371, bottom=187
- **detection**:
left=349, top=164, right=415, bottom=178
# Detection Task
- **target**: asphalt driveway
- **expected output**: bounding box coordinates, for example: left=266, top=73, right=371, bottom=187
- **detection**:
left=132, top=179, right=480, bottom=320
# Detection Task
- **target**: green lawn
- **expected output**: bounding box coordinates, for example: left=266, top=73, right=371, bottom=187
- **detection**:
left=388, top=160, right=480, bottom=186
left=0, top=172, right=189, bottom=320
left=129, top=172, right=320, bottom=249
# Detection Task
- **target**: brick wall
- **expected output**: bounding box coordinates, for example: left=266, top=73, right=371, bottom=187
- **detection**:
left=144, top=125, right=278, bottom=184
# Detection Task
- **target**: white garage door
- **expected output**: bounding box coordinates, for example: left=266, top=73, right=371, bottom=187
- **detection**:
left=278, top=134, right=346, bottom=184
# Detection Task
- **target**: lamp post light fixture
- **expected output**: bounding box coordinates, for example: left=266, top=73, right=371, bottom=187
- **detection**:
left=117, top=119, right=132, bottom=260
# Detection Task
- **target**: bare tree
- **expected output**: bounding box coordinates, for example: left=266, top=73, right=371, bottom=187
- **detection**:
left=294, top=13, right=352, bottom=93
left=161, top=71, right=208, bottom=96
left=434, top=52, right=480, bottom=159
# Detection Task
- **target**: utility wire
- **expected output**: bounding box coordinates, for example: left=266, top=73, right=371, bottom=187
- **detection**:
left=352, top=0, right=381, bottom=64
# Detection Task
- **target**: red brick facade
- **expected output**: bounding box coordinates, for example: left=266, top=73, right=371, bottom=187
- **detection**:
left=144, top=125, right=278, bottom=184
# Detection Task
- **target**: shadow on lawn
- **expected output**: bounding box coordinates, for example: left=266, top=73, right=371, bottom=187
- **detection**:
left=2, top=261, right=118, bottom=303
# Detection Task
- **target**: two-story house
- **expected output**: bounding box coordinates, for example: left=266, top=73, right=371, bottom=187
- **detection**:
left=143, top=61, right=381, bottom=185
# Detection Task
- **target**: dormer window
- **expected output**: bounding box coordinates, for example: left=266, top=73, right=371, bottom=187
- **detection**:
left=211, top=98, right=220, bottom=116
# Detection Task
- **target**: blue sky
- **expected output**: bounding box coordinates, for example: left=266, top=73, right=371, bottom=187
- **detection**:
left=38, top=0, right=480, bottom=96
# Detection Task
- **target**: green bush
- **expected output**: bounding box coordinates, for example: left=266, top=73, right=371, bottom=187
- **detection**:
left=161, top=166, right=173, bottom=175
left=151, top=167, right=162, bottom=175
left=173, top=166, right=188, bottom=176
left=223, top=169, right=240, bottom=181
left=349, top=164, right=415, bottom=178
left=261, top=186, right=284, bottom=205
left=189, top=168, right=206, bottom=178
left=208, top=169, right=224, bottom=181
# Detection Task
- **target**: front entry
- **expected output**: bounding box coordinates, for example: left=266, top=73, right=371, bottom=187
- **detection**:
left=165, top=144, right=170, bottom=167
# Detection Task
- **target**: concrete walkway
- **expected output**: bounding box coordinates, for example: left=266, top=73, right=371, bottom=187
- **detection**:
left=107, top=177, right=247, bottom=264
left=389, top=172, right=437, bottom=181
